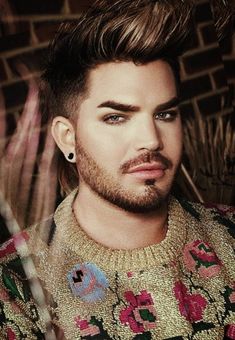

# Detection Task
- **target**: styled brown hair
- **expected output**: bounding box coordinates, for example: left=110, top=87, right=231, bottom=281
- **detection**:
left=40, top=0, right=194, bottom=194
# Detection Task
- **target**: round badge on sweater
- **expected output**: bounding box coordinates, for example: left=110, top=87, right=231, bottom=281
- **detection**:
left=67, top=262, right=109, bottom=302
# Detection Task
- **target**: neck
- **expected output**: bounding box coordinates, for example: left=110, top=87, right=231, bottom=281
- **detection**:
left=73, top=185, right=169, bottom=250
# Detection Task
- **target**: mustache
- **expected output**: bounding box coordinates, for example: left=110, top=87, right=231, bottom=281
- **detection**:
left=121, top=152, right=173, bottom=173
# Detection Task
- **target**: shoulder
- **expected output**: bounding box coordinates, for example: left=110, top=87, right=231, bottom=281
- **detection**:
left=178, top=197, right=235, bottom=240
left=177, top=198, right=235, bottom=275
left=0, top=229, right=46, bottom=339
left=178, top=198, right=235, bottom=281
left=176, top=199, right=235, bottom=333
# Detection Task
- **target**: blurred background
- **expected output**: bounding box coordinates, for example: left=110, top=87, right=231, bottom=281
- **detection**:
left=0, top=0, right=234, bottom=242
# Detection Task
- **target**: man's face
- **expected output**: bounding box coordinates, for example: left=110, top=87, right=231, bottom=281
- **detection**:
left=74, top=60, right=182, bottom=212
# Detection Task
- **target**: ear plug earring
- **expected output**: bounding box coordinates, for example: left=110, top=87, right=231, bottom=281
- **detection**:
left=68, top=153, right=74, bottom=161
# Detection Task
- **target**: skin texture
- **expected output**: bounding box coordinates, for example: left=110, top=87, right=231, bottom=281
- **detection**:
left=52, top=60, right=183, bottom=249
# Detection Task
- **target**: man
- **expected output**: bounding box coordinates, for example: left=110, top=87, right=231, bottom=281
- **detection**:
left=0, top=0, right=235, bottom=339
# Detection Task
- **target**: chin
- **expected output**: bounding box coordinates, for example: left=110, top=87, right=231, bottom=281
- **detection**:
left=114, top=196, right=166, bottom=214
left=98, top=185, right=169, bottom=214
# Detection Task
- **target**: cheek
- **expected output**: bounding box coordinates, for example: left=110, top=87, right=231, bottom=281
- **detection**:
left=76, top=125, right=125, bottom=168
left=162, top=123, right=183, bottom=159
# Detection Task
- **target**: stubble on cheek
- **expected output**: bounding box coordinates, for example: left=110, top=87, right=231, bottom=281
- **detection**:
left=74, top=138, right=179, bottom=213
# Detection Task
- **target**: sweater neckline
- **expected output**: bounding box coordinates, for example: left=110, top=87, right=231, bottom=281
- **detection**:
left=53, top=190, right=188, bottom=271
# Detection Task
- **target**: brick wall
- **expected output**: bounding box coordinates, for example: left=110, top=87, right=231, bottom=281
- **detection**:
left=180, top=0, right=234, bottom=120
left=0, top=0, right=95, bottom=133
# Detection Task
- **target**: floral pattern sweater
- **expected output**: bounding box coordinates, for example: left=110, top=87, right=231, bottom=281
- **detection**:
left=0, top=191, right=235, bottom=340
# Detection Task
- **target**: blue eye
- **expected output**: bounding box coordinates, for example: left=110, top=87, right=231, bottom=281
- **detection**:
left=104, top=114, right=125, bottom=124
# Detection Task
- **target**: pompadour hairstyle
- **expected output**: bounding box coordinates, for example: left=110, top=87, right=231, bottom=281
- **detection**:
left=40, top=0, right=194, bottom=194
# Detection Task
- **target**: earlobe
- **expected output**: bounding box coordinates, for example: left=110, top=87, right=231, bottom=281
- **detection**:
left=51, top=116, right=76, bottom=162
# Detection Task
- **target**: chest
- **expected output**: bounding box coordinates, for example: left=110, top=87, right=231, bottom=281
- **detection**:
left=39, top=257, right=235, bottom=340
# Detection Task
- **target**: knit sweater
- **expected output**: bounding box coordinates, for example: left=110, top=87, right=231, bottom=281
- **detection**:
left=0, top=191, right=235, bottom=339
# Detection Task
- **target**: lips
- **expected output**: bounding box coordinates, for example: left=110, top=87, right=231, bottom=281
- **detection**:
left=126, top=162, right=167, bottom=180
left=127, top=162, right=166, bottom=173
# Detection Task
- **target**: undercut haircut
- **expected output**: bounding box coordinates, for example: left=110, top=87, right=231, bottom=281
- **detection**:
left=40, top=0, right=194, bottom=194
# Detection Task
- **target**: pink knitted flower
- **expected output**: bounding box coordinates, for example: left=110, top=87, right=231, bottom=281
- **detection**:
left=183, top=240, right=222, bottom=278
left=120, top=290, right=157, bottom=333
left=75, top=316, right=101, bottom=337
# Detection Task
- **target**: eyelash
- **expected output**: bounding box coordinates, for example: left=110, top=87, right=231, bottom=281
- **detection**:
left=103, top=110, right=178, bottom=125
left=155, top=110, right=178, bottom=121
left=103, top=114, right=126, bottom=125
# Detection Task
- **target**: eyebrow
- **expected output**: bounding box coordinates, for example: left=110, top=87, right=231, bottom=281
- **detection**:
left=97, top=96, right=180, bottom=113
left=97, top=101, right=140, bottom=112
left=156, top=96, right=180, bottom=111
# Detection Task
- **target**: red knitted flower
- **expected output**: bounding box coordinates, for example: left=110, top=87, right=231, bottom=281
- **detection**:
left=120, top=290, right=157, bottom=333
left=173, top=281, right=207, bottom=322
left=226, top=324, right=235, bottom=339
left=6, top=327, right=16, bottom=340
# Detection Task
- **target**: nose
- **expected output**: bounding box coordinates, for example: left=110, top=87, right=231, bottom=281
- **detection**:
left=134, top=117, right=163, bottom=152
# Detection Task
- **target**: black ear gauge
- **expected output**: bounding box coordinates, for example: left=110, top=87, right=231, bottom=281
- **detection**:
left=68, top=153, right=74, bottom=160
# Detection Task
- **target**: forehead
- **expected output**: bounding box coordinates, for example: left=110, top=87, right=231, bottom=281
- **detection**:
left=84, top=60, right=177, bottom=106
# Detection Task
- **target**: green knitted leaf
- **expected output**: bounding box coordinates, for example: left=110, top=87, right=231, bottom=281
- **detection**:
left=2, top=271, right=22, bottom=300
left=139, top=309, right=156, bottom=322
left=90, top=316, right=99, bottom=326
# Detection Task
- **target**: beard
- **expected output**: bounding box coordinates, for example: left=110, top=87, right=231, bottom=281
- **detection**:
left=75, top=139, right=178, bottom=213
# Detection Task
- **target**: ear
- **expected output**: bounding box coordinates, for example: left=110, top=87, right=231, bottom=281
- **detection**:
left=51, top=116, right=76, bottom=163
